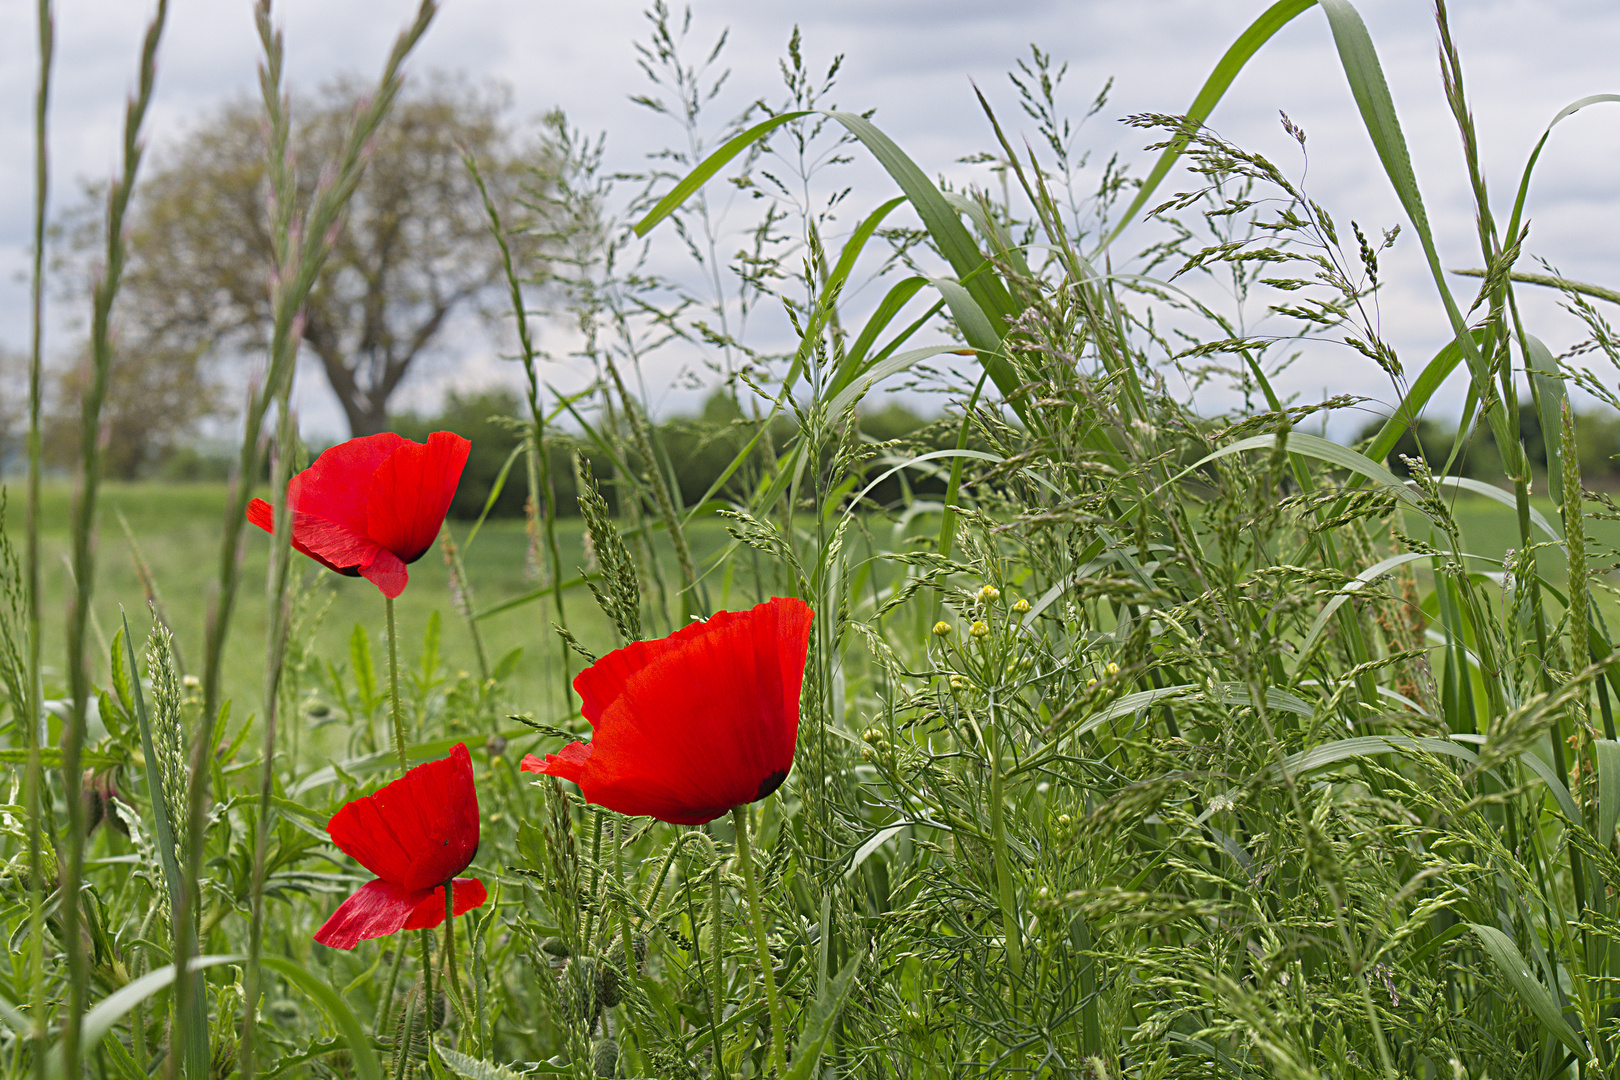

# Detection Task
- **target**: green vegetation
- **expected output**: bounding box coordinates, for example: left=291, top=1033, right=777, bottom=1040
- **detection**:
left=8, top=2, right=1620, bottom=1079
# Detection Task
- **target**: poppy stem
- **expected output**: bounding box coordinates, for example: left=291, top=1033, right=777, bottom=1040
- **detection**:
left=375, top=938, right=409, bottom=1039
left=385, top=596, right=408, bottom=774
left=731, top=805, right=785, bottom=1077
left=442, top=881, right=469, bottom=1031
left=417, top=926, right=435, bottom=1038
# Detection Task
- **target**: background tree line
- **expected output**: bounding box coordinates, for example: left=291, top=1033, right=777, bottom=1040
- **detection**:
left=389, top=387, right=957, bottom=520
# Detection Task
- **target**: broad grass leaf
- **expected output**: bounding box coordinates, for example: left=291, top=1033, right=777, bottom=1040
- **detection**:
left=633, top=111, right=812, bottom=236
left=1362, top=328, right=1485, bottom=467
left=1505, top=94, right=1620, bottom=245
left=1434, top=476, right=1562, bottom=544
left=783, top=953, right=862, bottom=1080
left=60, top=954, right=242, bottom=1079
left=1185, top=432, right=1424, bottom=510
left=1525, top=333, right=1568, bottom=505
left=824, top=346, right=966, bottom=418
left=1597, top=739, right=1620, bottom=844
left=1467, top=923, right=1587, bottom=1059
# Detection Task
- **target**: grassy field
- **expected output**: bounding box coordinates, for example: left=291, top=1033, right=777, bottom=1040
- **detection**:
left=22, top=478, right=1610, bottom=749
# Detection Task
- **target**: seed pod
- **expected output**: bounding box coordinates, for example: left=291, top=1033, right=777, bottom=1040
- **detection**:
left=540, top=936, right=571, bottom=958
left=558, top=956, right=601, bottom=1026
left=606, top=933, right=647, bottom=974
left=597, top=960, right=622, bottom=1008
left=592, top=1037, right=620, bottom=1078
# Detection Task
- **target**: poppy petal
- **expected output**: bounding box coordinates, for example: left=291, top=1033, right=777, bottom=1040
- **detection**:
left=358, top=547, right=410, bottom=600
left=554, top=597, right=813, bottom=824
left=365, top=431, right=471, bottom=564
left=290, top=433, right=411, bottom=533
left=326, top=743, right=480, bottom=891
left=313, top=877, right=486, bottom=950
left=313, top=878, right=428, bottom=950
left=248, top=498, right=369, bottom=576
left=520, top=742, right=592, bottom=783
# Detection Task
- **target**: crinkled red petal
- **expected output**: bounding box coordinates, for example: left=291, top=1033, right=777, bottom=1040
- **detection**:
left=313, top=876, right=486, bottom=950
left=520, top=742, right=591, bottom=783
left=557, top=597, right=813, bottom=824
left=365, top=431, right=471, bottom=564
left=326, top=743, right=479, bottom=890
left=289, top=433, right=410, bottom=535
left=358, top=547, right=410, bottom=599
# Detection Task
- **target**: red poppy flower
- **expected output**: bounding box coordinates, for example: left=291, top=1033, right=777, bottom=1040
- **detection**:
left=314, top=742, right=487, bottom=950
left=247, top=431, right=471, bottom=599
left=521, top=597, right=814, bottom=825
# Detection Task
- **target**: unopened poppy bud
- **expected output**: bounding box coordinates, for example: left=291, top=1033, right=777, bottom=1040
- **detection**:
left=606, top=934, right=647, bottom=979
left=592, top=1037, right=620, bottom=1078
left=1012, top=598, right=1030, bottom=613
left=597, top=960, right=623, bottom=1008
left=969, top=620, right=989, bottom=639
left=932, top=621, right=952, bottom=637
left=978, top=584, right=1000, bottom=602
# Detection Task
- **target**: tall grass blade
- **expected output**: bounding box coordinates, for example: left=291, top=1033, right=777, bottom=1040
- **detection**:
left=1468, top=924, right=1588, bottom=1059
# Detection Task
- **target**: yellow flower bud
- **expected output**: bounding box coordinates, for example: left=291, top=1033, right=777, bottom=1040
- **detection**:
left=1012, top=598, right=1030, bottom=613
left=1086, top=678, right=1097, bottom=689
left=978, top=584, right=1000, bottom=602
left=932, top=621, right=953, bottom=637
left=969, top=620, right=990, bottom=639
left=1106, top=662, right=1120, bottom=675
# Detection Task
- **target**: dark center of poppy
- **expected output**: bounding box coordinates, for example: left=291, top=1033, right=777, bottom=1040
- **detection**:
left=754, top=768, right=789, bottom=802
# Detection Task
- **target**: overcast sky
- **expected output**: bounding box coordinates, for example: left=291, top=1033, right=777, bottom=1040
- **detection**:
left=2, top=0, right=1617, bottom=438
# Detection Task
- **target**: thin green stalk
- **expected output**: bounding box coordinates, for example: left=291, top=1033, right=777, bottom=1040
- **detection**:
left=732, top=806, right=785, bottom=1077
left=239, top=361, right=301, bottom=1080
left=418, top=928, right=435, bottom=1045
left=709, top=858, right=728, bottom=1080
left=64, top=6, right=170, bottom=1077
left=440, top=527, right=490, bottom=683
left=376, top=940, right=410, bottom=1039
left=24, top=1, right=52, bottom=1076
left=442, top=882, right=467, bottom=1022
left=611, top=818, right=649, bottom=1071
left=386, top=596, right=408, bottom=773
left=986, top=690, right=1023, bottom=979
left=466, top=152, right=571, bottom=712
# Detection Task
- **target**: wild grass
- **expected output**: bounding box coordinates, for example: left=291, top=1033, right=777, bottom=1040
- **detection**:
left=6, top=0, right=1620, bottom=1078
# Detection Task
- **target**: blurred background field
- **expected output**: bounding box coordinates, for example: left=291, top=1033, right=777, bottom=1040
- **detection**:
left=26, top=476, right=1620, bottom=766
